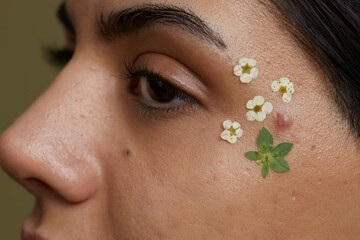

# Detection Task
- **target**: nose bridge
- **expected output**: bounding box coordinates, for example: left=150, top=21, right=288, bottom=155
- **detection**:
left=0, top=64, right=102, bottom=203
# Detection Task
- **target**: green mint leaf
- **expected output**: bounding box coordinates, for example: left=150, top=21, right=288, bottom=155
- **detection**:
left=262, top=161, right=269, bottom=178
left=245, top=151, right=264, bottom=161
left=273, top=143, right=293, bottom=157
left=269, top=156, right=290, bottom=172
left=258, top=127, right=273, bottom=153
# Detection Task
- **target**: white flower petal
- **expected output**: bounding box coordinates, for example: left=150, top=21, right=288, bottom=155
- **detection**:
left=235, top=128, right=244, bottom=138
left=247, top=59, right=257, bottom=67
left=240, top=74, right=252, bottom=83
left=287, top=83, right=295, bottom=94
left=220, top=130, right=231, bottom=140
left=246, top=111, right=257, bottom=121
left=223, top=120, right=232, bottom=129
left=280, top=77, right=290, bottom=86
left=246, top=100, right=256, bottom=109
left=239, top=58, right=248, bottom=65
left=254, top=96, right=265, bottom=105
left=232, top=122, right=241, bottom=129
left=262, top=102, right=273, bottom=114
left=282, top=93, right=292, bottom=103
left=256, top=112, right=267, bottom=122
left=228, top=136, right=238, bottom=144
left=271, top=80, right=280, bottom=92
left=233, top=65, right=242, bottom=76
left=250, top=67, right=259, bottom=78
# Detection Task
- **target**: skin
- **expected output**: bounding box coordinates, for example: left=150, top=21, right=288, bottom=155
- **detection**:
left=1, top=0, right=360, bottom=239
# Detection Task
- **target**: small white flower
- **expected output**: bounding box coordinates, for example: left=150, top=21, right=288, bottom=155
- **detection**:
left=271, top=77, right=295, bottom=103
left=246, top=96, right=273, bottom=122
left=233, top=58, right=259, bottom=83
left=220, top=120, right=243, bottom=144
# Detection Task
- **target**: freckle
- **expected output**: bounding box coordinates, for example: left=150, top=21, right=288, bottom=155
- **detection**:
left=225, top=206, right=235, bottom=217
left=212, top=173, right=218, bottom=181
left=274, top=112, right=294, bottom=130
left=80, top=114, right=86, bottom=119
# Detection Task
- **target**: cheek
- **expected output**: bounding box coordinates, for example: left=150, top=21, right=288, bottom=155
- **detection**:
left=103, top=115, right=258, bottom=237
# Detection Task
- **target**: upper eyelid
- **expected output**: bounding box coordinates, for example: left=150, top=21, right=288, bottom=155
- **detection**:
left=125, top=66, right=196, bottom=99
left=125, top=53, right=209, bottom=102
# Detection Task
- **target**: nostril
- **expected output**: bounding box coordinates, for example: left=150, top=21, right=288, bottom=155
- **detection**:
left=23, top=178, right=61, bottom=200
left=22, top=168, right=99, bottom=204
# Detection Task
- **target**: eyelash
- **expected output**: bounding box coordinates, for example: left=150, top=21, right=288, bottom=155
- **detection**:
left=124, top=62, right=200, bottom=119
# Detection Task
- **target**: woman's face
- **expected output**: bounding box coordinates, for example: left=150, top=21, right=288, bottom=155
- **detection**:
left=1, top=0, right=359, bottom=239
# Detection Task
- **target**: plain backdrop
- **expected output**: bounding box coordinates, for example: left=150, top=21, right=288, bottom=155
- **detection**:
left=0, top=0, right=63, bottom=239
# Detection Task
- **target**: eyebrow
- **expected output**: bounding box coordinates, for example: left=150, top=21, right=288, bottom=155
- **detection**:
left=57, top=3, right=227, bottom=49
left=99, top=4, right=227, bottom=49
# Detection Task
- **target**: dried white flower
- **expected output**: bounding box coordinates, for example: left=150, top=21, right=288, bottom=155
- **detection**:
left=271, top=77, right=295, bottom=103
left=220, top=120, right=244, bottom=144
left=246, top=96, right=273, bottom=122
left=233, top=58, right=259, bottom=83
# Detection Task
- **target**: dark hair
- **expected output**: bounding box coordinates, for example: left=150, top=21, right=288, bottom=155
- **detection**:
left=266, top=0, right=360, bottom=137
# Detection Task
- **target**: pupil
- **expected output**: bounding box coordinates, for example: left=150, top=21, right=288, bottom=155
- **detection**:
left=147, top=79, right=175, bottom=103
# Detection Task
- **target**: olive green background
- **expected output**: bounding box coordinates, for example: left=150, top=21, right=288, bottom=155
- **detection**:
left=1, top=0, right=63, bottom=239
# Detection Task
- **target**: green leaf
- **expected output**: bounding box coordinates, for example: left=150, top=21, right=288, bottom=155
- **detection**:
left=269, top=156, right=290, bottom=172
left=257, top=127, right=273, bottom=153
left=245, top=151, right=264, bottom=161
left=262, top=160, right=269, bottom=178
left=273, top=143, right=293, bottom=157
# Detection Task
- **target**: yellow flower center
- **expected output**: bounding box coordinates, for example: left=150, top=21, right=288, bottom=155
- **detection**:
left=242, top=63, right=252, bottom=74
left=279, top=86, right=287, bottom=95
left=228, top=126, right=237, bottom=136
left=253, top=105, right=262, bottom=113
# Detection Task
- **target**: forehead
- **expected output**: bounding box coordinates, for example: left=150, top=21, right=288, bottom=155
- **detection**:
left=65, top=0, right=268, bottom=45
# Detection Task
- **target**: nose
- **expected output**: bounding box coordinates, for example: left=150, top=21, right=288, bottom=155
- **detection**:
left=0, top=65, right=101, bottom=203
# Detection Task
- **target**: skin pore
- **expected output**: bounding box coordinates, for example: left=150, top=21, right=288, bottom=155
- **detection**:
left=0, top=0, right=360, bottom=239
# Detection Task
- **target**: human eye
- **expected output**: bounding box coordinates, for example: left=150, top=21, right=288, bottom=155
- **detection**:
left=125, top=64, right=200, bottom=119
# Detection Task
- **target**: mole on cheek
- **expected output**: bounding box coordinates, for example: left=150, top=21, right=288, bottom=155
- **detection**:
left=274, top=112, right=294, bottom=130
left=124, top=149, right=131, bottom=157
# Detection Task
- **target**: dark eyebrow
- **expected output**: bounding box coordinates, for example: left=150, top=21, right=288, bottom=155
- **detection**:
left=97, top=4, right=227, bottom=49
left=57, top=2, right=75, bottom=35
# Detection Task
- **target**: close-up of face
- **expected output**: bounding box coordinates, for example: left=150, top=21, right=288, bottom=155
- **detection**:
left=0, top=0, right=359, bottom=239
